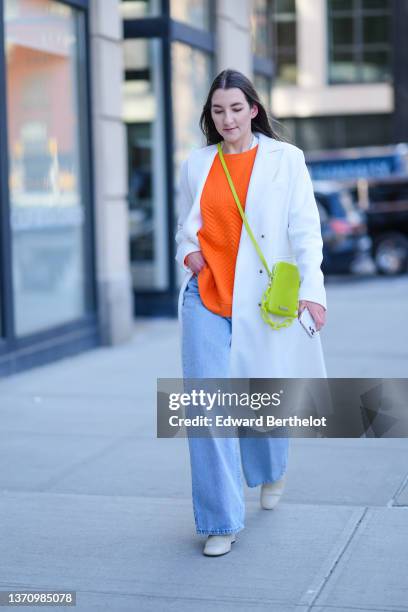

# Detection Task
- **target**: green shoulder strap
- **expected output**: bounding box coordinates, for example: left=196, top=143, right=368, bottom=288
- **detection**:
left=217, top=142, right=295, bottom=330
left=216, top=142, right=272, bottom=279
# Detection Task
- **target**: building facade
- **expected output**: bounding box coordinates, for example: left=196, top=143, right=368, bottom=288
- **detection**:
left=0, top=0, right=405, bottom=374
left=270, top=0, right=402, bottom=151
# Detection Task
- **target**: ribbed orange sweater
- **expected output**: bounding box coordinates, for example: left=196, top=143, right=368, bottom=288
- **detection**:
left=196, top=144, right=259, bottom=316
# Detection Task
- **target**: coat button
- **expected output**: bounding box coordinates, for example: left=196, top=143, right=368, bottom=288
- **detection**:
left=261, top=234, right=265, bottom=238
left=259, top=269, right=263, bottom=273
left=258, top=302, right=261, bottom=307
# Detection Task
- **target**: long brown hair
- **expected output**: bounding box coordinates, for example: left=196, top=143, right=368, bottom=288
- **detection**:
left=199, top=69, right=286, bottom=145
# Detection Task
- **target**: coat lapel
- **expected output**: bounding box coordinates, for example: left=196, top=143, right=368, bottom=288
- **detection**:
left=244, top=132, right=286, bottom=225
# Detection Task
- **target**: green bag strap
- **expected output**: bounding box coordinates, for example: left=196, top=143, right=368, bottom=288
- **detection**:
left=217, top=142, right=272, bottom=278
left=217, top=142, right=295, bottom=330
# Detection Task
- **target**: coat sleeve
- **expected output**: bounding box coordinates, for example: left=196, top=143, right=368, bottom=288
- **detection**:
left=174, top=158, right=200, bottom=272
left=287, top=150, right=327, bottom=310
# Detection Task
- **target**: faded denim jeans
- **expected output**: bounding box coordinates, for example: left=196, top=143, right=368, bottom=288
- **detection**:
left=181, top=273, right=289, bottom=535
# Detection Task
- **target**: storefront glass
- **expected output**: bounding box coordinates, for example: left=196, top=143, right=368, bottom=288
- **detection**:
left=123, top=37, right=168, bottom=290
left=172, top=42, right=211, bottom=177
left=170, top=0, right=211, bottom=31
left=4, top=0, right=88, bottom=336
left=171, top=42, right=212, bottom=284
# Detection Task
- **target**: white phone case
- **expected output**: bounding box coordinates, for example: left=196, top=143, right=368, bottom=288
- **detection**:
left=299, top=308, right=318, bottom=338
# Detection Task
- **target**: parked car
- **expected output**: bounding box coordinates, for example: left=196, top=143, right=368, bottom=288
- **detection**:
left=350, top=177, right=408, bottom=275
left=313, top=181, right=374, bottom=274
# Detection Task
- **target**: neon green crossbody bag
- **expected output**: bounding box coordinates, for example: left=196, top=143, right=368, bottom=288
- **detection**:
left=217, top=142, right=301, bottom=331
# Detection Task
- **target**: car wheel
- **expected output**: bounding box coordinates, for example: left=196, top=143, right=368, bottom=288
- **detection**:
left=374, top=232, right=408, bottom=276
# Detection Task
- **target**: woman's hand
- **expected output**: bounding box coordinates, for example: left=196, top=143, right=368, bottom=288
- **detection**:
left=185, top=251, right=206, bottom=275
left=298, top=300, right=326, bottom=332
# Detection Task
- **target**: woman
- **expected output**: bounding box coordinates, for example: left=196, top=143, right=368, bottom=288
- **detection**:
left=175, top=69, right=327, bottom=557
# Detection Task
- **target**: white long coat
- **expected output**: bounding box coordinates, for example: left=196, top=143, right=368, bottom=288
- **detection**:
left=175, top=131, right=328, bottom=378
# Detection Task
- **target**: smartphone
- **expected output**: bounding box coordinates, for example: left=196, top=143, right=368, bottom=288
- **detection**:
left=298, top=308, right=318, bottom=338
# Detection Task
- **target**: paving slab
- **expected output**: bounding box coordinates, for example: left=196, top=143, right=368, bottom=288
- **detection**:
left=0, top=492, right=360, bottom=612
left=395, top=479, right=408, bottom=506
left=50, top=437, right=191, bottom=498
left=245, top=438, right=408, bottom=507
left=323, top=276, right=408, bottom=378
left=0, top=431, right=124, bottom=492
left=0, top=394, right=151, bottom=437
left=314, top=507, right=408, bottom=611
left=42, top=436, right=408, bottom=510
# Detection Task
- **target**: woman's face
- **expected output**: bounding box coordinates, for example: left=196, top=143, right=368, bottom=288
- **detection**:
left=210, top=87, right=258, bottom=143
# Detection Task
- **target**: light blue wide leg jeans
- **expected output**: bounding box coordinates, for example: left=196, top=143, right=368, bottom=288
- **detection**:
left=182, top=274, right=289, bottom=535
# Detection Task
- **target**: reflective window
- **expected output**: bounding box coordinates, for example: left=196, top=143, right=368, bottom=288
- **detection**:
left=120, top=0, right=161, bottom=19
left=123, top=38, right=168, bottom=290
left=328, top=0, right=392, bottom=83
left=4, top=0, right=88, bottom=336
left=253, top=73, right=272, bottom=111
left=171, top=42, right=212, bottom=282
left=172, top=42, right=211, bottom=174
left=277, top=114, right=393, bottom=150
left=251, top=0, right=273, bottom=59
left=170, top=0, right=211, bottom=31
left=270, top=0, right=297, bottom=84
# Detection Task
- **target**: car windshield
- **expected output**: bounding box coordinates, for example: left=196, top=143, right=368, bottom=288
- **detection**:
left=338, top=189, right=355, bottom=213
left=320, top=188, right=362, bottom=221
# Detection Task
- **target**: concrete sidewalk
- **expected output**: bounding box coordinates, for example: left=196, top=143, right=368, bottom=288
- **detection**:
left=0, top=276, right=407, bottom=611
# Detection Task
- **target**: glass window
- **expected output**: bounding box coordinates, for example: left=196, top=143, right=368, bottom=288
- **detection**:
left=328, top=0, right=392, bottom=84
left=362, top=14, right=389, bottom=44
left=277, top=114, right=393, bottom=150
left=123, top=38, right=168, bottom=291
left=251, top=0, right=273, bottom=59
left=276, top=0, right=296, bottom=10
left=362, top=0, right=387, bottom=8
left=330, top=0, right=353, bottom=9
left=361, top=49, right=390, bottom=81
left=171, top=42, right=212, bottom=174
left=276, top=19, right=296, bottom=47
left=170, top=0, right=211, bottom=31
left=254, top=74, right=272, bottom=111
left=171, top=42, right=212, bottom=284
left=270, top=0, right=297, bottom=84
left=331, top=49, right=358, bottom=82
left=120, top=0, right=161, bottom=19
left=4, top=0, right=89, bottom=336
left=331, top=16, right=354, bottom=45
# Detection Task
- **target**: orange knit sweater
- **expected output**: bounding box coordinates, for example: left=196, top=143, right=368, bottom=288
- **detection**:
left=196, top=144, right=259, bottom=316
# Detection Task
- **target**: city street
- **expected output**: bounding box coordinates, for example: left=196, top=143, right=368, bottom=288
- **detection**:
left=0, top=275, right=407, bottom=611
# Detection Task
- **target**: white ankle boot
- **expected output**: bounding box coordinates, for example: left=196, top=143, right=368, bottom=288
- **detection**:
left=203, top=533, right=236, bottom=556
left=260, top=475, right=286, bottom=510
